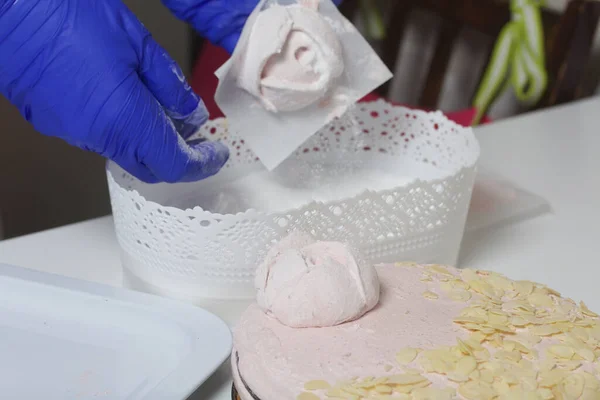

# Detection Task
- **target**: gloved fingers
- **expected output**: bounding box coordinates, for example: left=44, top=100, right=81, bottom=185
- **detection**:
left=137, top=94, right=228, bottom=183
left=116, top=137, right=228, bottom=184
left=142, top=122, right=230, bottom=183
left=108, top=75, right=228, bottom=184
left=137, top=35, right=208, bottom=139
left=116, top=158, right=160, bottom=184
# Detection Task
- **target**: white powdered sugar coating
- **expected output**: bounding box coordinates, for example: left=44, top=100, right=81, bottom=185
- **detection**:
left=194, top=162, right=440, bottom=214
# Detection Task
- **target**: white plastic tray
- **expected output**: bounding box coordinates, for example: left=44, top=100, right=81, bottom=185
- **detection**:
left=0, top=263, right=232, bottom=400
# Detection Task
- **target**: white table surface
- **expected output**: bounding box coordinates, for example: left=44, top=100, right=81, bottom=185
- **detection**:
left=1, top=96, right=599, bottom=400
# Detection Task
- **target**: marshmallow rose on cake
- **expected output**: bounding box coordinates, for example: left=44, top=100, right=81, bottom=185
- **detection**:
left=232, top=233, right=600, bottom=400
left=254, top=231, right=380, bottom=328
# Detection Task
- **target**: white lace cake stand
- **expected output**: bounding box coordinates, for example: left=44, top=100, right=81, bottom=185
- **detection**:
left=107, top=100, right=480, bottom=301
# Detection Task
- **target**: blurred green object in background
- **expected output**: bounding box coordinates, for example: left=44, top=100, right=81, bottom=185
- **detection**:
left=359, top=0, right=386, bottom=40
left=472, top=0, right=547, bottom=125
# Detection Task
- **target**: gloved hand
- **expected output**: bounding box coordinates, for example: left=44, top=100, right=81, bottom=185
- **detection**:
left=0, top=0, right=228, bottom=184
left=163, top=0, right=344, bottom=54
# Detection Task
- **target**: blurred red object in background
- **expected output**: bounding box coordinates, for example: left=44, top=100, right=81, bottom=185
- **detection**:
left=190, top=41, right=490, bottom=127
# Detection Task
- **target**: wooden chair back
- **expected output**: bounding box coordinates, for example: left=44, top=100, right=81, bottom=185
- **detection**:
left=340, top=0, right=600, bottom=111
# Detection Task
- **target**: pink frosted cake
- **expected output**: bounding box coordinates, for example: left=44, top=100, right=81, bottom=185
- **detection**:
left=232, top=234, right=600, bottom=400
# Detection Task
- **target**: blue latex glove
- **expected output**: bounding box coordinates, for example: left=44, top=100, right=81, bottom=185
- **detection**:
left=0, top=0, right=228, bottom=183
left=164, top=0, right=344, bottom=54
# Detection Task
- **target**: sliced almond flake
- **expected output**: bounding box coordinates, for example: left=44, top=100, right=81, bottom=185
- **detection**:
left=393, top=379, right=431, bottom=394
left=297, top=392, right=321, bottom=400
left=456, top=338, right=474, bottom=355
left=473, top=348, right=491, bottom=361
left=422, top=291, right=439, bottom=300
left=581, top=388, right=600, bottom=400
left=368, top=395, right=396, bottom=400
left=510, top=316, right=529, bottom=327
left=485, top=323, right=516, bottom=333
left=337, top=392, right=359, bottom=400
left=554, top=322, right=574, bottom=333
left=479, top=360, right=504, bottom=373
left=503, top=300, right=536, bottom=314
left=412, top=387, right=454, bottom=400
left=449, top=290, right=472, bottom=302
left=521, top=376, right=538, bottom=391
left=575, top=319, right=596, bottom=328
left=374, top=385, right=392, bottom=394
left=394, top=262, right=419, bottom=268
left=515, top=281, right=535, bottom=294
left=563, top=374, right=585, bottom=399
left=431, top=358, right=450, bottom=374
left=581, top=301, right=600, bottom=318
left=493, top=380, right=511, bottom=395
left=489, top=333, right=504, bottom=348
left=571, top=326, right=590, bottom=341
left=454, top=316, right=487, bottom=325
left=395, top=348, right=419, bottom=364
left=488, top=307, right=510, bottom=316
left=403, top=368, right=422, bottom=375
left=545, top=286, right=562, bottom=297
left=494, top=350, right=522, bottom=363
left=589, top=326, right=600, bottom=341
left=577, top=347, right=596, bottom=362
left=530, top=324, right=563, bottom=336
left=548, top=344, right=576, bottom=359
left=516, top=333, right=543, bottom=345
left=502, top=373, right=519, bottom=385
left=537, top=388, right=554, bottom=400
left=341, top=386, right=368, bottom=397
left=523, top=391, right=543, bottom=400
left=528, top=292, right=555, bottom=308
left=469, top=369, right=481, bottom=380
left=458, top=381, right=496, bottom=400
left=539, top=369, right=570, bottom=387
left=488, top=274, right=515, bottom=291
left=543, top=315, right=572, bottom=324
left=461, top=307, right=489, bottom=319
left=510, top=341, right=533, bottom=356
left=461, top=269, right=479, bottom=282
left=582, top=372, right=600, bottom=389
left=453, top=280, right=470, bottom=290
left=447, top=373, right=469, bottom=383
left=326, top=387, right=344, bottom=397
left=304, top=380, right=331, bottom=390
left=502, top=340, right=516, bottom=352
left=488, top=313, right=509, bottom=325
left=469, top=280, right=500, bottom=300
left=371, top=377, right=389, bottom=386
left=429, top=265, right=454, bottom=276
left=439, top=281, right=454, bottom=292
left=386, top=374, right=427, bottom=386
left=383, top=364, right=393, bottom=372
left=455, top=356, right=477, bottom=376
left=470, top=332, right=487, bottom=343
